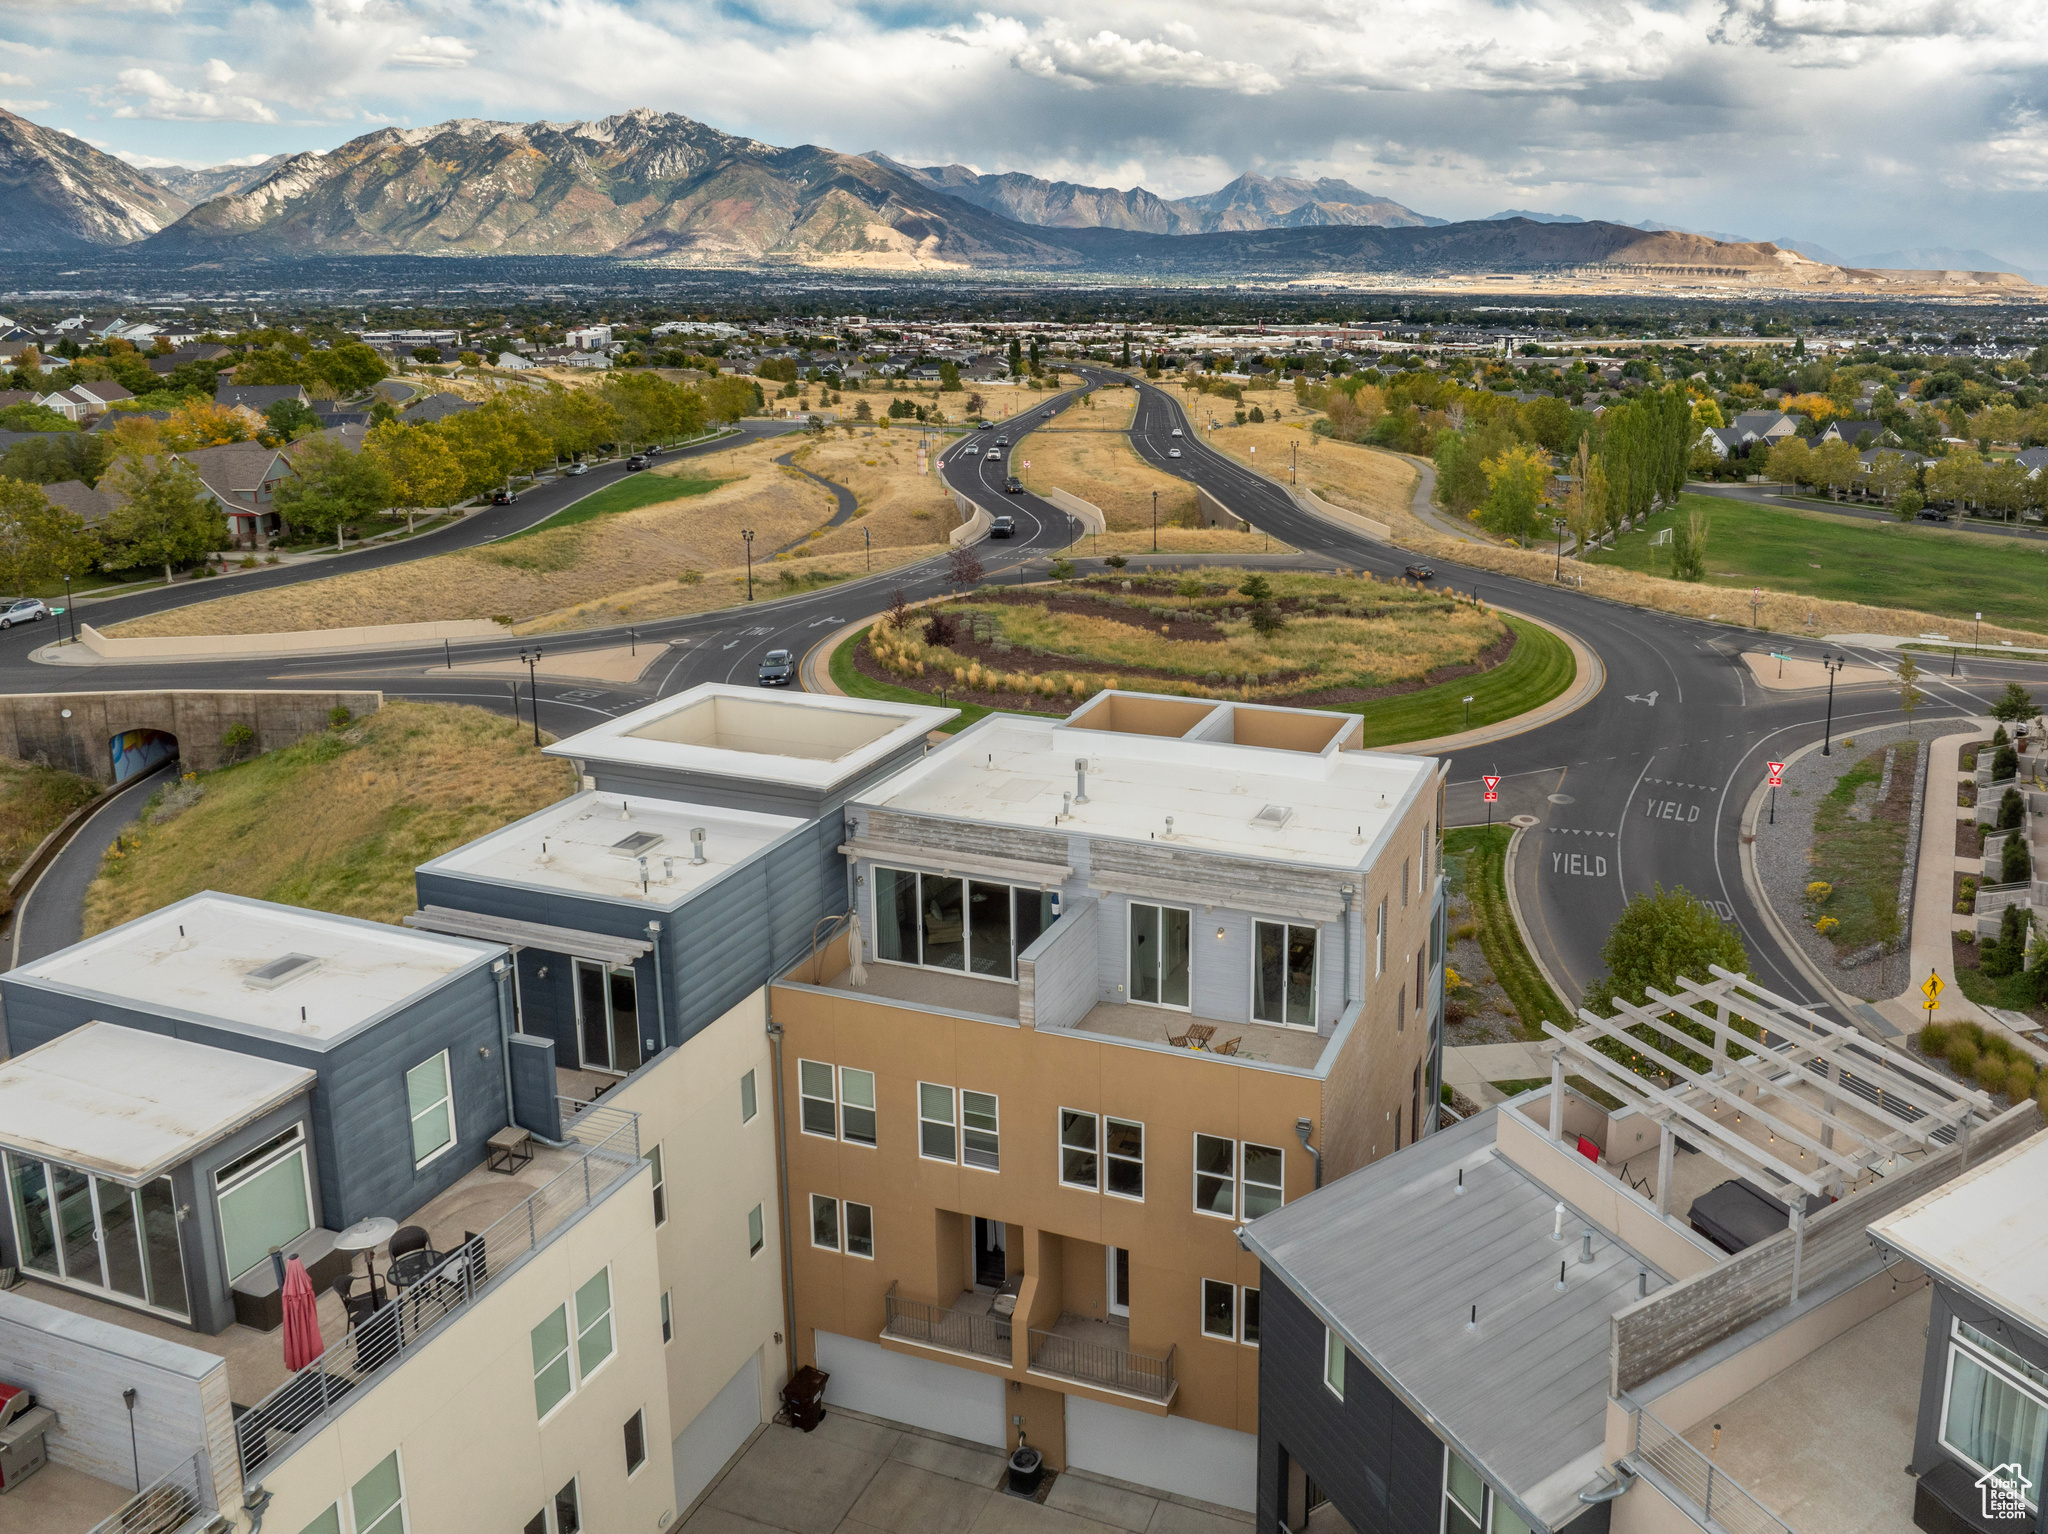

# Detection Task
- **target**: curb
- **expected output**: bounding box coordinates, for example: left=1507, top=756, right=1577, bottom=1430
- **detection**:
left=1381, top=605, right=1603, bottom=756
left=1500, top=822, right=1580, bottom=1019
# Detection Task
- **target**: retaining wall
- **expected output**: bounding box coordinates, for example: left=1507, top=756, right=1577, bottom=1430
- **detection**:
left=0, top=689, right=384, bottom=784
left=80, top=618, right=503, bottom=661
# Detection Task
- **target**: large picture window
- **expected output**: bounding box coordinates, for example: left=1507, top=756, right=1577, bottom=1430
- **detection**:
left=405, top=1053, right=455, bottom=1168
left=1942, top=1320, right=2048, bottom=1506
left=10, top=1152, right=188, bottom=1316
left=1105, top=1118, right=1145, bottom=1200
left=216, top=1127, right=314, bottom=1281
left=873, top=868, right=1055, bottom=981
left=1128, top=902, right=1191, bottom=1008
left=1252, top=920, right=1317, bottom=1029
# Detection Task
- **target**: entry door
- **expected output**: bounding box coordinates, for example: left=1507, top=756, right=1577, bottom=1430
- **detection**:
left=574, top=960, right=643, bottom=1074
left=1128, top=903, right=1191, bottom=1009
left=1107, top=1246, right=1130, bottom=1317
left=972, top=1217, right=1007, bottom=1289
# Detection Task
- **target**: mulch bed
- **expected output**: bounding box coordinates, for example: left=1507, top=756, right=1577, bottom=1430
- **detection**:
left=1957, top=820, right=1983, bottom=859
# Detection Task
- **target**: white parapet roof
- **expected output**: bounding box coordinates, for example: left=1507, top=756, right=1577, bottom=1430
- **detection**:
left=10, top=892, right=502, bottom=1050
left=421, top=791, right=806, bottom=907
left=0, top=1021, right=316, bottom=1183
left=544, top=684, right=954, bottom=789
left=1868, top=1129, right=2048, bottom=1336
left=859, top=698, right=1438, bottom=870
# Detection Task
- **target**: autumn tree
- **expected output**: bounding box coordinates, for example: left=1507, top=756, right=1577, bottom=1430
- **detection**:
left=104, top=456, right=226, bottom=582
left=274, top=437, right=393, bottom=549
left=0, top=478, right=90, bottom=595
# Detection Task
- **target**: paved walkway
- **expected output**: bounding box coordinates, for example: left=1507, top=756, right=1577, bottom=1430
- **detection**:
left=1442, top=1041, right=1555, bottom=1106
left=683, top=1409, right=1251, bottom=1534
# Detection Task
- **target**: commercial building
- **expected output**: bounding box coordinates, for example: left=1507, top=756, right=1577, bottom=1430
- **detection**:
left=770, top=691, right=1447, bottom=1510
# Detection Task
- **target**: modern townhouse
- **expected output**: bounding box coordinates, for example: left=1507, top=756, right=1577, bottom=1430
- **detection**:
left=769, top=691, right=1448, bottom=1510
left=1244, top=965, right=2033, bottom=1534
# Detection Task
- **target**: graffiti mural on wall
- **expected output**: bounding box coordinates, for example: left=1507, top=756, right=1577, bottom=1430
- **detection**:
left=110, top=729, right=178, bottom=784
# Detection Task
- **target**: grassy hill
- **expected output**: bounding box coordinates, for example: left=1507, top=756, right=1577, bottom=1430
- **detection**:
left=84, top=701, right=575, bottom=933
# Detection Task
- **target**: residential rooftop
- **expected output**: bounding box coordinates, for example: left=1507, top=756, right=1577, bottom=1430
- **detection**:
left=544, top=684, right=954, bottom=789
left=8, top=893, right=501, bottom=1049
left=862, top=695, right=1438, bottom=871
left=418, top=790, right=807, bottom=907
left=1868, top=1130, right=2048, bottom=1335
left=0, top=1022, right=314, bottom=1182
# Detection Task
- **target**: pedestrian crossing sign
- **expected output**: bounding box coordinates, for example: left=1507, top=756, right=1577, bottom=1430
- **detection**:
left=1921, top=973, right=1944, bottom=1007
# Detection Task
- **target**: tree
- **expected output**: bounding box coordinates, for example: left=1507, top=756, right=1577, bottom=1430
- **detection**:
left=0, top=432, right=114, bottom=488
left=263, top=398, right=321, bottom=444
left=1927, top=447, right=1984, bottom=509
left=1582, top=883, right=1753, bottom=1022
left=1895, top=651, right=1923, bottom=728
left=0, top=478, right=89, bottom=594
left=1175, top=574, right=1203, bottom=611
left=964, top=391, right=983, bottom=419
left=938, top=362, right=961, bottom=393
left=1990, top=681, right=2039, bottom=726
left=1808, top=439, right=1859, bottom=499
left=159, top=400, right=248, bottom=451
left=274, top=437, right=393, bottom=549
left=105, top=456, right=226, bottom=582
left=701, top=375, right=761, bottom=425
left=1668, top=506, right=1709, bottom=581
left=1866, top=449, right=1915, bottom=504
left=364, top=421, right=463, bottom=532
left=412, top=347, right=443, bottom=364
left=1765, top=435, right=1815, bottom=488
left=945, top=546, right=984, bottom=588
left=756, top=358, right=799, bottom=384
left=1477, top=443, right=1550, bottom=541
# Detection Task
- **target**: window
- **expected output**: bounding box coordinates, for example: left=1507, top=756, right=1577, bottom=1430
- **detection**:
left=1242, top=1287, right=1260, bottom=1346
left=1201, top=1279, right=1236, bottom=1340
left=1444, top=1449, right=1485, bottom=1534
left=1416, top=947, right=1425, bottom=1016
left=648, top=1143, right=667, bottom=1225
left=845, top=1201, right=875, bottom=1259
left=963, top=1091, right=999, bottom=1171
left=918, top=1083, right=957, bottom=1162
left=876, top=867, right=1047, bottom=979
left=1252, top=920, right=1317, bottom=1029
left=660, top=1290, right=673, bottom=1344
left=810, top=1193, right=840, bottom=1251
left=405, top=1052, right=455, bottom=1168
left=1397, top=984, right=1406, bottom=1032
left=1129, top=901, right=1191, bottom=1008
left=296, top=1507, right=341, bottom=1534
left=532, top=1305, right=573, bottom=1418
left=1059, top=1109, right=1100, bottom=1190
left=1375, top=897, right=1387, bottom=977
left=215, top=1128, right=313, bottom=1283
left=1194, top=1134, right=1235, bottom=1217
left=798, top=1060, right=836, bottom=1138
left=553, top=1478, right=581, bottom=1534
left=624, top=1409, right=647, bottom=1476
left=1324, top=1327, right=1346, bottom=1398
left=524, top=1513, right=546, bottom=1534
left=575, top=1266, right=613, bottom=1379
left=1105, top=1118, right=1144, bottom=1200
left=740, top=1069, right=757, bottom=1124
left=1942, top=1319, right=2048, bottom=1504
left=748, top=1203, right=765, bottom=1257
left=840, top=1068, right=877, bottom=1146
left=351, top=1453, right=407, bottom=1534
left=1242, top=1142, right=1284, bottom=1218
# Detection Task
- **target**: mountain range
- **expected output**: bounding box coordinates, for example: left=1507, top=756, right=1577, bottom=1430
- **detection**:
left=0, top=106, right=2035, bottom=289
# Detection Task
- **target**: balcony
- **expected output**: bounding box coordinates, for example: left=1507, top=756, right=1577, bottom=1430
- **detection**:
left=1028, top=1318, right=1177, bottom=1405
left=881, top=1283, right=1012, bottom=1366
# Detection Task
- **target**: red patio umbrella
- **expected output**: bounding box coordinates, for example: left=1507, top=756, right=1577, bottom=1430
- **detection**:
left=281, top=1257, right=325, bottom=1372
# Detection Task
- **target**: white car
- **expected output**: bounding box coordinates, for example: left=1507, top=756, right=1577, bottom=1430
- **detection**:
left=1168, top=448, right=1182, bottom=458
left=563, top=462, right=589, bottom=476
left=0, top=598, right=49, bottom=629
left=986, top=448, right=1002, bottom=460
left=1170, top=427, right=1184, bottom=437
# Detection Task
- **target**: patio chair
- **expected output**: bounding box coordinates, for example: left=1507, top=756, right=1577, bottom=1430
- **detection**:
left=1167, top=1031, right=1191, bottom=1049
left=334, top=1272, right=385, bottom=1328
left=1215, top=1037, right=1242, bottom=1056
left=387, top=1225, right=430, bottom=1261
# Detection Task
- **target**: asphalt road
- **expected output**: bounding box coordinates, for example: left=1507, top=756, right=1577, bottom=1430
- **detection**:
left=5, top=381, right=2041, bottom=1031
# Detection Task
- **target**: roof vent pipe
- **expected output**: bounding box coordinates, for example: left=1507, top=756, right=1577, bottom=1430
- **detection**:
left=1553, top=1202, right=1566, bottom=1241
left=620, top=799, right=632, bottom=821
left=1580, top=1228, right=1595, bottom=1264
left=691, top=827, right=707, bottom=865
left=1074, top=757, right=1089, bottom=804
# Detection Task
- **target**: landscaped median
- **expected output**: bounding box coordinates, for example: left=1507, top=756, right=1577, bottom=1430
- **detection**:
left=821, top=566, right=1577, bottom=747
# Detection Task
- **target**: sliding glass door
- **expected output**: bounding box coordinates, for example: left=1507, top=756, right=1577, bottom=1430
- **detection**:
left=6, top=1152, right=189, bottom=1318
left=872, top=868, right=1055, bottom=981
left=1253, top=921, right=1319, bottom=1029
left=1129, top=902, right=1191, bottom=1009
left=574, top=958, right=642, bottom=1074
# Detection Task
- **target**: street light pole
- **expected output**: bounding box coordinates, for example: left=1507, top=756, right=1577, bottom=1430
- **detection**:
left=1820, top=653, right=1846, bottom=754
left=863, top=526, right=871, bottom=571
left=61, top=574, right=71, bottom=645
left=1975, top=611, right=1981, bottom=656
left=742, top=530, right=755, bottom=602
left=1151, top=490, right=1158, bottom=553
left=520, top=649, right=543, bottom=746
left=1553, top=517, right=1567, bottom=581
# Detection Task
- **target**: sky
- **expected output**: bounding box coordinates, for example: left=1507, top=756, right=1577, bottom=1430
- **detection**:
left=3, top=0, right=2045, bottom=264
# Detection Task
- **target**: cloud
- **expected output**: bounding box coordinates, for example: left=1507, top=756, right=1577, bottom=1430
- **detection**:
left=0, top=98, right=53, bottom=111
left=390, top=35, right=475, bottom=70
left=111, top=64, right=277, bottom=121
left=1014, top=29, right=1280, bottom=93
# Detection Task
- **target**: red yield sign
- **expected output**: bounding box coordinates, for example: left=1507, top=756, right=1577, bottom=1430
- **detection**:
left=1767, top=761, right=1785, bottom=787
left=1483, top=774, right=1501, bottom=804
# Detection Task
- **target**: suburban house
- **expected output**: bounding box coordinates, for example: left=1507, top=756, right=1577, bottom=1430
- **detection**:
left=148, top=342, right=232, bottom=376
left=215, top=382, right=311, bottom=429
left=2017, top=446, right=2048, bottom=480
left=31, top=382, right=133, bottom=422
left=1728, top=410, right=1796, bottom=444
left=1244, top=966, right=2032, bottom=1534
left=178, top=439, right=295, bottom=547
left=1819, top=418, right=1895, bottom=448
left=36, top=477, right=121, bottom=526
left=769, top=692, right=1448, bottom=1511
left=401, top=392, right=479, bottom=424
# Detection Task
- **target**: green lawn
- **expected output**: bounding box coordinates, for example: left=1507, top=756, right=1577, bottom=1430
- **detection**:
left=826, top=610, right=1573, bottom=745
left=1589, top=492, right=2048, bottom=632
left=1444, top=826, right=1571, bottom=1039
left=502, top=471, right=730, bottom=542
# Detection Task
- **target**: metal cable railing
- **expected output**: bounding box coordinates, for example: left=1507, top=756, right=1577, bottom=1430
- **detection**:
left=234, top=1108, right=639, bottom=1480
left=1628, top=1399, right=1791, bottom=1534
left=87, top=1449, right=210, bottom=1534
left=1027, top=1328, right=1176, bottom=1403
left=882, top=1282, right=1012, bottom=1364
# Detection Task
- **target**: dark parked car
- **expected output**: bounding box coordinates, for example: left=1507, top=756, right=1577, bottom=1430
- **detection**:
left=1004, top=476, right=1023, bottom=494
left=758, top=649, right=795, bottom=686
left=491, top=489, right=518, bottom=505
left=990, top=515, right=1016, bottom=538
left=1915, top=507, right=1951, bottom=523
left=1404, top=564, right=1435, bottom=580
left=626, top=454, right=648, bottom=469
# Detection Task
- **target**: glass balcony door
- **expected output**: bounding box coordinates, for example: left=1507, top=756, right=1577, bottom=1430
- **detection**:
left=574, top=959, right=642, bottom=1074
left=4, top=1153, right=188, bottom=1318
left=1128, top=902, right=1191, bottom=1009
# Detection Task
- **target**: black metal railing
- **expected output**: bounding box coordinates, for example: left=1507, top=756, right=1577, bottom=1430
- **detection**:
left=1028, top=1328, right=1176, bottom=1402
left=882, top=1282, right=1012, bottom=1365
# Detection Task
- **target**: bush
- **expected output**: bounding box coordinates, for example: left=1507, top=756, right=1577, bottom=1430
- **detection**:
left=1105, top=553, right=1128, bottom=570
left=220, top=722, right=256, bottom=760
left=328, top=705, right=352, bottom=729
left=1977, top=1056, right=2009, bottom=1095
left=1918, top=1020, right=1951, bottom=1056
left=1994, top=745, right=2019, bottom=780
left=2000, top=787, right=2025, bottom=829
left=2009, top=1061, right=2038, bottom=1104
left=2002, top=835, right=2032, bottom=886
left=1947, top=1037, right=1980, bottom=1075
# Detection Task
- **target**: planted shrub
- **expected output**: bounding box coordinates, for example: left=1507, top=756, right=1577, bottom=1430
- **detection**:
left=2000, top=788, right=2025, bottom=829
left=1995, top=745, right=2019, bottom=780
left=1947, top=1037, right=1980, bottom=1075
left=2002, top=834, right=2032, bottom=886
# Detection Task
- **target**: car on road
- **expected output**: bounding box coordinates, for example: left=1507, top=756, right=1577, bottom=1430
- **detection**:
left=1004, top=476, right=1024, bottom=494
left=757, top=649, right=795, bottom=687
left=563, top=462, right=589, bottom=476
left=986, top=448, right=1002, bottom=460
left=1915, top=507, right=1952, bottom=523
left=626, top=455, right=648, bottom=469
left=1405, top=564, right=1435, bottom=580
left=995, top=437, right=1009, bottom=447
left=976, top=419, right=992, bottom=428
left=0, top=599, right=48, bottom=629
left=491, top=489, right=518, bottom=505
left=1170, top=427, right=1184, bottom=437
left=1041, top=410, right=1052, bottom=418
left=990, top=515, right=1016, bottom=538
left=1168, top=448, right=1182, bottom=458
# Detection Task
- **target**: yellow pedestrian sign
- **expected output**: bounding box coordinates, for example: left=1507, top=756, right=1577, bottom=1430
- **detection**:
left=1921, top=972, right=1944, bottom=1010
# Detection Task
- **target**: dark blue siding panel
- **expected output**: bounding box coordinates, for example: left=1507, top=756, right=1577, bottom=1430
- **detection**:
left=509, top=1034, right=561, bottom=1140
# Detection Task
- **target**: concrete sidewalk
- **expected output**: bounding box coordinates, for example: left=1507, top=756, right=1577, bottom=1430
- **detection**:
left=1443, top=1041, right=1555, bottom=1107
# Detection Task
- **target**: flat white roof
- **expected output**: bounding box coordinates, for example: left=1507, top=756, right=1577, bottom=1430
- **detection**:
left=422, top=790, right=806, bottom=907
left=0, top=1022, right=315, bottom=1183
left=860, top=707, right=1438, bottom=871
left=546, top=684, right=954, bottom=789
left=1868, top=1129, right=2048, bottom=1337
left=12, top=893, right=501, bottom=1050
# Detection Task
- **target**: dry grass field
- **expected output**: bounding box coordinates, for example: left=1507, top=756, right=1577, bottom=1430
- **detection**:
left=1019, top=400, right=1202, bottom=530
left=780, top=428, right=958, bottom=560
left=1205, top=416, right=1423, bottom=522
left=520, top=544, right=940, bottom=635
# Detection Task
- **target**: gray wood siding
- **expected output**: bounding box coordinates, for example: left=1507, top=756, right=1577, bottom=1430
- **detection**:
left=1019, top=897, right=1098, bottom=1032
left=865, top=807, right=1071, bottom=868
left=1088, top=838, right=1352, bottom=922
